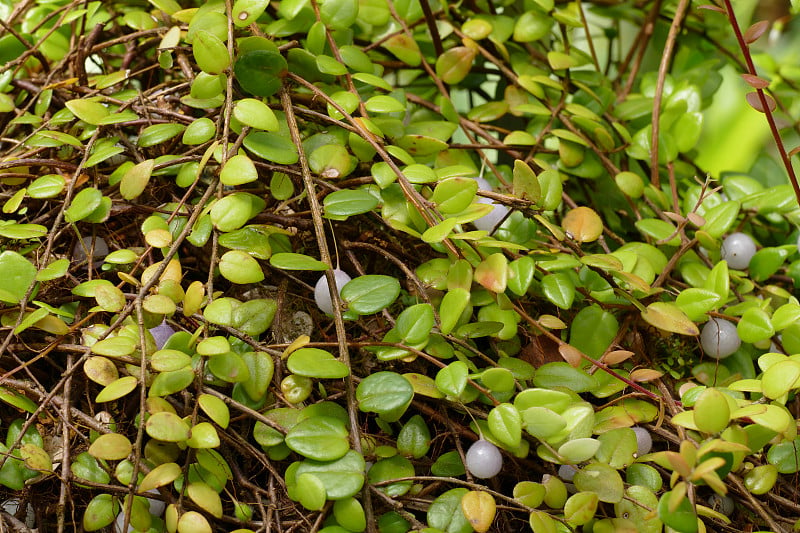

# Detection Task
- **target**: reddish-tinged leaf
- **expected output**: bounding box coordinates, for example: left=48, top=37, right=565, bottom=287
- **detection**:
left=746, top=91, right=776, bottom=113
left=744, top=20, right=769, bottom=44
left=697, top=4, right=726, bottom=12
left=741, top=73, right=769, bottom=89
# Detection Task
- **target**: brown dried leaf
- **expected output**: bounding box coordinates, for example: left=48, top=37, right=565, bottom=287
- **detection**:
left=745, top=91, right=776, bottom=113
left=663, top=211, right=686, bottom=223
left=697, top=4, right=726, bottom=13
left=558, top=344, right=584, bottom=368
left=630, top=368, right=664, bottom=382
left=744, top=20, right=769, bottom=44
left=741, top=73, right=769, bottom=89
left=603, top=350, right=635, bottom=365
left=686, top=212, right=706, bottom=227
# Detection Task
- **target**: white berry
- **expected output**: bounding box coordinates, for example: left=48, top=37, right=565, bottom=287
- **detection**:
left=465, top=439, right=503, bottom=479
left=720, top=232, right=756, bottom=270
left=473, top=177, right=510, bottom=233
left=314, top=269, right=351, bottom=315
left=631, top=426, right=652, bottom=456
left=700, top=318, right=741, bottom=359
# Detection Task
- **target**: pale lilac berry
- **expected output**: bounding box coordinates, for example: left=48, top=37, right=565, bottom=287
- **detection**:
left=149, top=321, right=175, bottom=350
left=720, top=232, right=756, bottom=270
left=314, top=269, right=351, bottom=315
left=472, top=177, right=510, bottom=233
left=632, top=426, right=652, bottom=456
left=700, top=318, right=741, bottom=359
left=465, top=439, right=503, bottom=479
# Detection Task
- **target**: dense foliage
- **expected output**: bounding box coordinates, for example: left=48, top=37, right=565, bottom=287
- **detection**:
left=1, top=0, right=800, bottom=531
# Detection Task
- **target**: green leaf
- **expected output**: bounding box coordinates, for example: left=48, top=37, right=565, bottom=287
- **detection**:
left=29, top=130, right=83, bottom=148
left=749, top=247, right=790, bottom=282
left=295, top=472, right=327, bottom=510
left=701, top=201, right=740, bottom=238
left=435, top=46, right=477, bottom=84
left=365, top=95, right=405, bottom=113
left=207, top=351, right=251, bottom=383
left=427, top=488, right=472, bottom=533
left=395, top=303, right=435, bottom=344
left=269, top=252, right=328, bottom=270
left=487, top=403, right=522, bottom=448
left=83, top=494, right=119, bottom=531
left=341, top=275, right=400, bottom=314
left=693, top=387, right=732, bottom=433
left=187, top=481, right=223, bottom=517
left=541, top=272, right=575, bottom=310
left=145, top=411, right=191, bottom=442
left=88, top=433, right=132, bottom=461
left=533, top=362, right=598, bottom=393
left=529, top=510, right=559, bottom=533
left=138, top=123, right=185, bottom=147
left=522, top=407, right=566, bottom=439
left=436, top=361, right=469, bottom=398
left=243, top=131, right=299, bottom=164
left=432, top=177, right=478, bottom=214
left=513, top=159, right=541, bottom=204
left=564, top=491, right=598, bottom=526
left=193, top=30, right=230, bottom=74
left=210, top=193, right=264, bottom=231
left=65, top=187, right=103, bottom=222
left=635, top=218, right=680, bottom=245
left=736, top=307, right=774, bottom=343
left=761, top=359, right=800, bottom=400
left=595, top=428, right=637, bottom=469
left=570, top=305, right=618, bottom=357
left=397, top=415, right=431, bottom=459
left=767, top=437, right=800, bottom=473
left=235, top=49, right=287, bottom=97
left=324, top=189, right=379, bottom=217
left=657, top=490, right=698, bottom=533
left=28, top=174, right=65, bottom=198
left=292, top=450, right=363, bottom=499
left=0, top=387, right=37, bottom=413
left=218, top=250, right=265, bottom=284
left=240, top=351, right=275, bottom=401
left=285, top=416, right=349, bottom=461
left=287, top=348, right=350, bottom=378
left=368, top=455, right=415, bottom=497
left=675, top=288, right=722, bottom=321
left=703, top=260, right=730, bottom=301
left=149, top=368, right=195, bottom=396
left=0, top=251, right=36, bottom=304
left=232, top=0, right=270, bottom=26
left=65, top=99, right=109, bottom=125
left=357, top=371, right=413, bottom=422
left=233, top=98, right=279, bottom=131
left=641, top=302, right=699, bottom=336
left=383, top=33, right=422, bottom=66
left=120, top=159, right=154, bottom=200
left=95, top=375, right=138, bottom=402
left=772, top=303, right=800, bottom=331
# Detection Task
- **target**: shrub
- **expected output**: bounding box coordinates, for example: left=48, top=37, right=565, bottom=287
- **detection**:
left=0, top=0, right=799, bottom=531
